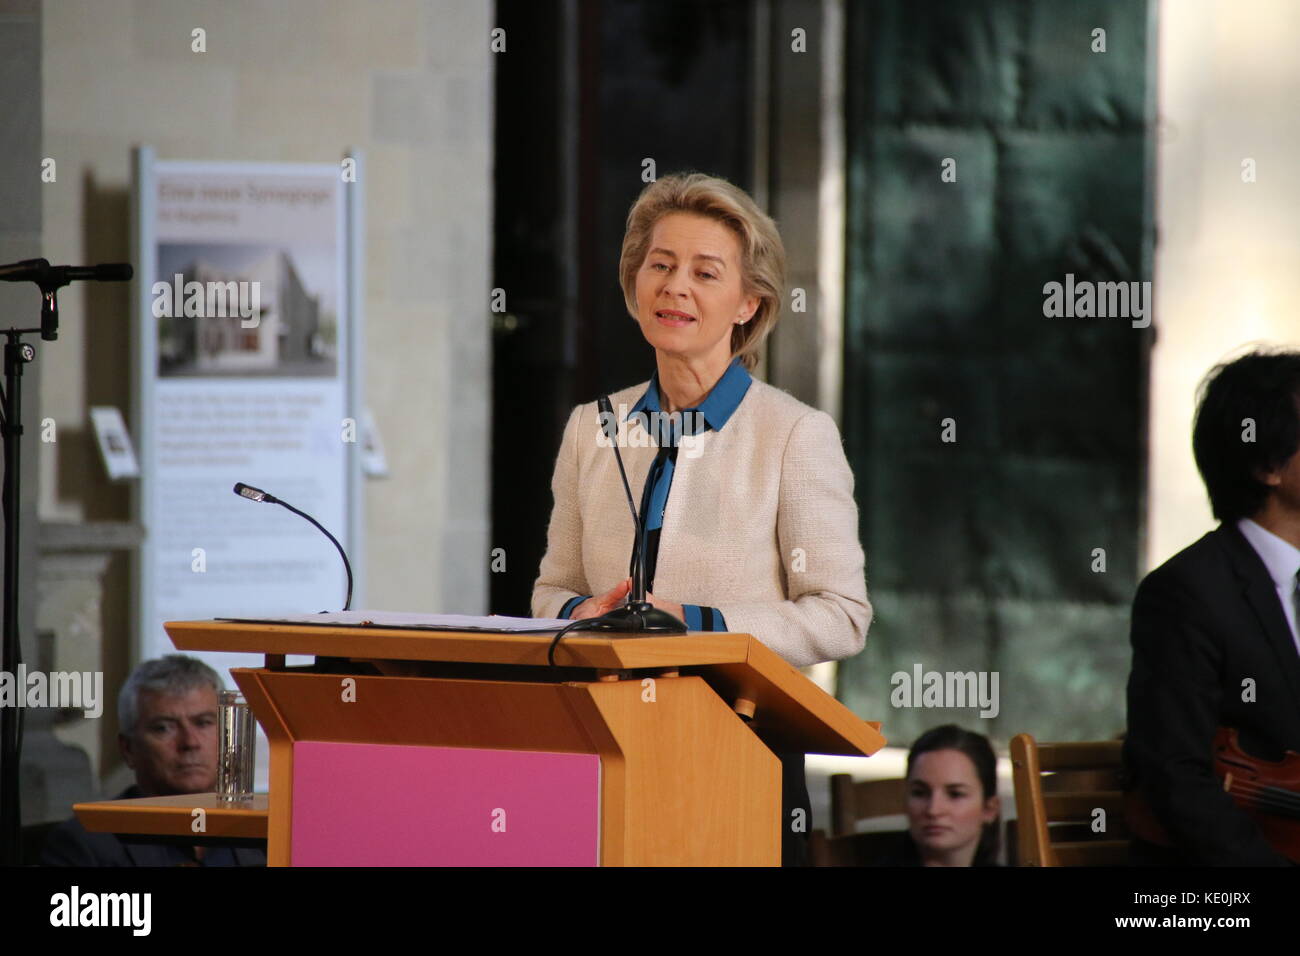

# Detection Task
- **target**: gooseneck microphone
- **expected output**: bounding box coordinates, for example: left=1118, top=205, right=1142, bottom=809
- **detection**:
left=546, top=398, right=689, bottom=667
left=233, top=482, right=354, bottom=611
left=580, top=396, right=687, bottom=634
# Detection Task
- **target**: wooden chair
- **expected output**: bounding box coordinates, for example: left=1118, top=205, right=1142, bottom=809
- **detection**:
left=829, top=773, right=907, bottom=836
left=1009, top=733, right=1130, bottom=866
left=809, top=775, right=908, bottom=866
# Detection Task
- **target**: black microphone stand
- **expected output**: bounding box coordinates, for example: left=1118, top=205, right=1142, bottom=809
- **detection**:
left=1, top=260, right=131, bottom=864
left=2, top=269, right=63, bottom=864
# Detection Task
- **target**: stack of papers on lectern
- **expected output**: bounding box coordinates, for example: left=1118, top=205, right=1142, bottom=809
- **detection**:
left=216, top=610, right=571, bottom=633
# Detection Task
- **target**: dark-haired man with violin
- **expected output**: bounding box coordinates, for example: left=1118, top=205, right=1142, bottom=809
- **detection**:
left=1125, top=349, right=1300, bottom=866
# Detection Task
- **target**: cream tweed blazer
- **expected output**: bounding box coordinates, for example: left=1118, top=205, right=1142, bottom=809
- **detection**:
left=531, top=376, right=871, bottom=668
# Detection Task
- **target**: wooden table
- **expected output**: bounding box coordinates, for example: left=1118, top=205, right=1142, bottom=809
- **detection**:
left=74, top=792, right=269, bottom=840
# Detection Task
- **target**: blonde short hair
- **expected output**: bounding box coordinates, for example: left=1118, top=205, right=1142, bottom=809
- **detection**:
left=618, top=172, right=786, bottom=371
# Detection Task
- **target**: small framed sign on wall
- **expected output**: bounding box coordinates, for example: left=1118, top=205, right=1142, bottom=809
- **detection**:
left=89, top=406, right=140, bottom=481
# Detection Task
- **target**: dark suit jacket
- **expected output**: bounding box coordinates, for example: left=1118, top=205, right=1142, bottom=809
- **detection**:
left=1125, top=523, right=1300, bottom=866
left=40, top=786, right=266, bottom=867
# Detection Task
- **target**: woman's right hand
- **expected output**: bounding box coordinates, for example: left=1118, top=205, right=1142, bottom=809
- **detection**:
left=570, top=578, right=632, bottom=620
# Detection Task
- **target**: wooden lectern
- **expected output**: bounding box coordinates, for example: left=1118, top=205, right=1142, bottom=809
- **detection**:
left=165, top=619, right=886, bottom=866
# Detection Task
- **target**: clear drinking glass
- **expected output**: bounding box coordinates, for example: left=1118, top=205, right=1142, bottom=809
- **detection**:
left=217, top=690, right=255, bottom=801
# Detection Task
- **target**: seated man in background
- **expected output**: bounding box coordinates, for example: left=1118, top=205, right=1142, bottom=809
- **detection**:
left=1125, top=349, right=1300, bottom=866
left=42, top=654, right=265, bottom=866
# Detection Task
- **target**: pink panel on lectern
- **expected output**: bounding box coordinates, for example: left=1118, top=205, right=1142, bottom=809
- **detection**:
left=290, top=741, right=600, bottom=866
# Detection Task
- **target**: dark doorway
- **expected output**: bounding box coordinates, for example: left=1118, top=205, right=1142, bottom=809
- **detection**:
left=490, top=0, right=757, bottom=616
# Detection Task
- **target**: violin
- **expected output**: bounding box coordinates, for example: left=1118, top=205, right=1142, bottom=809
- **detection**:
left=1125, top=727, right=1300, bottom=863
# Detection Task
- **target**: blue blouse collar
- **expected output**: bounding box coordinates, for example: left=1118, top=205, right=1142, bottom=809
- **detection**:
left=628, top=356, right=752, bottom=435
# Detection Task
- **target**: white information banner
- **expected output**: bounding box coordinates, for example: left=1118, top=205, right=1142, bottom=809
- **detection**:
left=132, top=150, right=363, bottom=700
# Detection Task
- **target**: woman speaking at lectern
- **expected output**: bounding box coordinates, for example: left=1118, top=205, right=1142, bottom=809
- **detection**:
left=532, top=172, right=871, bottom=665
left=530, top=173, right=871, bottom=864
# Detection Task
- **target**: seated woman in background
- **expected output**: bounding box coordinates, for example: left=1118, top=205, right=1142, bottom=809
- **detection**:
left=878, top=724, right=1001, bottom=866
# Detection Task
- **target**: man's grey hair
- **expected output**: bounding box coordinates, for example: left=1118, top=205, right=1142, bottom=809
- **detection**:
left=118, top=654, right=224, bottom=737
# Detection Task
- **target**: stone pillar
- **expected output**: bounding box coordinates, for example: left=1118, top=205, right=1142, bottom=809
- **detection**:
left=27, top=521, right=142, bottom=822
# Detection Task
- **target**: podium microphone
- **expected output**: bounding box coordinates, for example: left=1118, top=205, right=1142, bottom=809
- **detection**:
left=580, top=397, right=687, bottom=635
left=233, top=482, right=353, bottom=611
left=546, top=398, right=688, bottom=667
